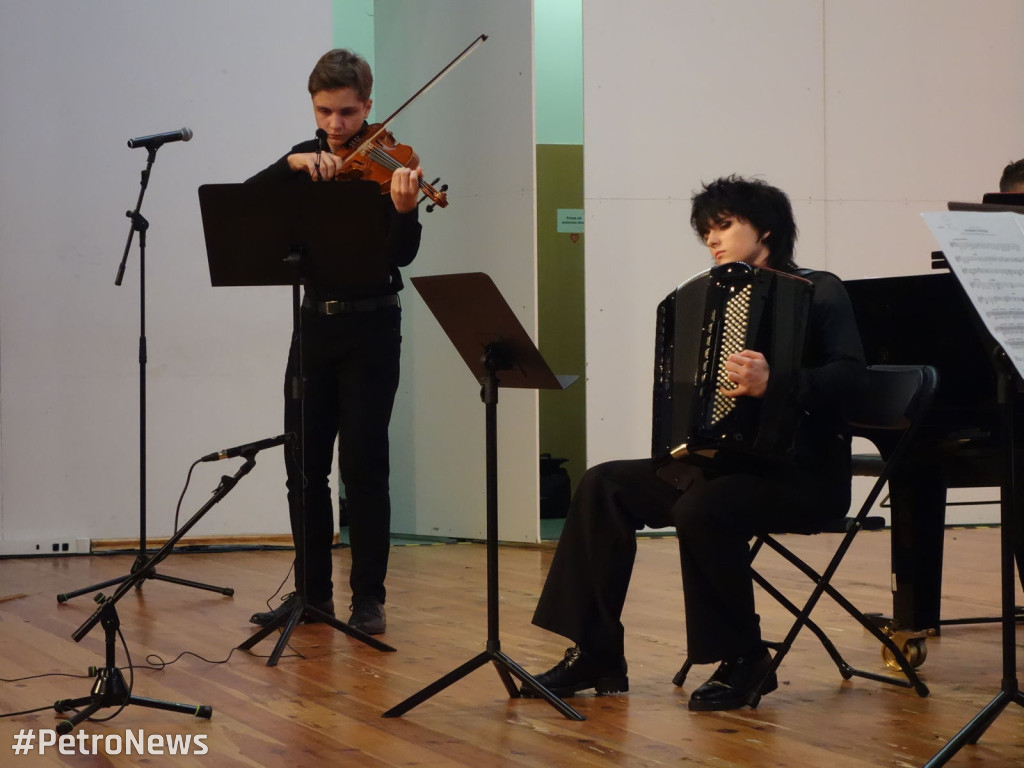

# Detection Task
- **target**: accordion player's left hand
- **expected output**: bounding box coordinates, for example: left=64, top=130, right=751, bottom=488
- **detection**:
left=721, top=349, right=769, bottom=399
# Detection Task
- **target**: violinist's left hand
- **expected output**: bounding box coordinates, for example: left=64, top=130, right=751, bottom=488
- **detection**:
left=720, top=349, right=770, bottom=398
left=391, top=166, right=423, bottom=214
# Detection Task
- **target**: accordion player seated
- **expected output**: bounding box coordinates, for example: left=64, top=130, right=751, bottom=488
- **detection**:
left=527, top=175, right=868, bottom=715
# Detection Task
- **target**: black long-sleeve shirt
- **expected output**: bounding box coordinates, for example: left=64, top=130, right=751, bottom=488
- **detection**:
left=718, top=268, right=867, bottom=501
left=785, top=269, right=866, bottom=475
left=247, top=137, right=422, bottom=301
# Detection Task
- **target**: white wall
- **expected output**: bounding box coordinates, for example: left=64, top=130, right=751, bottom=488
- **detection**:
left=0, top=0, right=541, bottom=550
left=6, top=0, right=1018, bottom=549
left=583, top=0, right=1023, bottom=525
left=0, top=1, right=333, bottom=547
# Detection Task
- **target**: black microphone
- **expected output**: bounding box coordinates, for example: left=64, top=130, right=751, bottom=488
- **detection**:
left=314, top=128, right=327, bottom=180
left=200, top=433, right=294, bottom=462
left=127, top=127, right=194, bottom=149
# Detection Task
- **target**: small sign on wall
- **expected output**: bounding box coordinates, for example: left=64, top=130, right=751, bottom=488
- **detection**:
left=557, top=208, right=584, bottom=234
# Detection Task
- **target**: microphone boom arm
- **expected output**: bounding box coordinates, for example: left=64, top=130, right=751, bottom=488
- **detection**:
left=72, top=456, right=257, bottom=643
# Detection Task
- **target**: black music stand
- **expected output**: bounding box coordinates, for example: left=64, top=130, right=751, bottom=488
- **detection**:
left=922, top=211, right=1024, bottom=764
left=382, top=272, right=583, bottom=721
left=924, top=349, right=1023, bottom=767
left=197, top=181, right=397, bottom=665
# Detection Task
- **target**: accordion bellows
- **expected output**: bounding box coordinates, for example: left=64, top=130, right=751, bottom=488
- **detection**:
left=652, top=263, right=813, bottom=461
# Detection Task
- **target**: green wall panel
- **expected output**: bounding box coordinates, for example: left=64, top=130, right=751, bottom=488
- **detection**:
left=537, top=143, right=586, bottom=491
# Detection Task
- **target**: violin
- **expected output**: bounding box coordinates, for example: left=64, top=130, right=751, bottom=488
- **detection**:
left=337, top=123, right=448, bottom=211
left=328, top=33, right=488, bottom=214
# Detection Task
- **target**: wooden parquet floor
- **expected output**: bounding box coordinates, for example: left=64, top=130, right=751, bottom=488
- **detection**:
left=1, top=527, right=1022, bottom=767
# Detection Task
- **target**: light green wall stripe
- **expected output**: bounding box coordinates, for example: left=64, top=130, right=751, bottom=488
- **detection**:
left=535, top=0, right=583, bottom=145
left=332, top=0, right=376, bottom=118
left=331, top=1, right=581, bottom=142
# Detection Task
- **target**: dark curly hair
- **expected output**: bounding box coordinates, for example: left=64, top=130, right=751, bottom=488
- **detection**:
left=308, top=49, right=373, bottom=100
left=999, top=158, right=1024, bottom=193
left=690, top=175, right=798, bottom=270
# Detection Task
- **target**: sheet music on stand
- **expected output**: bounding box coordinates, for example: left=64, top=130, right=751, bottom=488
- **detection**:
left=921, top=211, right=1024, bottom=379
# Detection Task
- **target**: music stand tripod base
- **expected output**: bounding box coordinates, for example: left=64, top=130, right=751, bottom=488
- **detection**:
left=238, top=602, right=396, bottom=667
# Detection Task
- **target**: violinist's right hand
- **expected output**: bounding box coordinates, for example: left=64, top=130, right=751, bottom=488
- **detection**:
left=287, top=152, right=342, bottom=181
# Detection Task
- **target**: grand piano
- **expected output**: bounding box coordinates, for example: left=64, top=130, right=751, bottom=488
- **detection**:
left=845, top=265, right=1024, bottom=663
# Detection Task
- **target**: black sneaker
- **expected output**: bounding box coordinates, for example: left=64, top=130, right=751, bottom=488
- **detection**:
left=688, top=650, right=777, bottom=711
left=348, top=598, right=386, bottom=635
left=521, top=646, right=628, bottom=698
left=249, top=593, right=335, bottom=627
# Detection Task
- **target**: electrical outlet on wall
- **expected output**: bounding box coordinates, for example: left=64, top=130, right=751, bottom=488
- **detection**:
left=0, top=539, right=91, bottom=557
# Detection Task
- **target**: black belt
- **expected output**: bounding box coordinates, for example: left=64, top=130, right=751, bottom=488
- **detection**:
left=303, top=294, right=400, bottom=315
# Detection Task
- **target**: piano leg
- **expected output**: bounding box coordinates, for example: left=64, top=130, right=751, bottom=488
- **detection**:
left=1015, top=407, right=1024, bottom=595
left=1016, top=440, right=1024, bottom=596
left=889, top=453, right=1024, bottom=637
left=888, top=467, right=947, bottom=633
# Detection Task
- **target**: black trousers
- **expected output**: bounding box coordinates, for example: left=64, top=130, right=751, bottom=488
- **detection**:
left=532, top=457, right=847, bottom=664
left=283, top=305, right=401, bottom=605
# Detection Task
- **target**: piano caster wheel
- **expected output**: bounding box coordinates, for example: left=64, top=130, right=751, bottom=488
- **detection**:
left=882, top=635, right=928, bottom=670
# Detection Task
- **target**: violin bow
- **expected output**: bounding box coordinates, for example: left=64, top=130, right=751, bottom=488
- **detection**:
left=338, top=33, right=489, bottom=172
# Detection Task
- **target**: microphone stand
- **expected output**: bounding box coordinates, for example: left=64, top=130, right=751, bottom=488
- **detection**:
left=58, top=145, right=232, bottom=604
left=54, top=452, right=266, bottom=734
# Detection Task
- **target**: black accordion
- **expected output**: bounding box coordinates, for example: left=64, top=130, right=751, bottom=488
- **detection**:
left=651, top=262, right=814, bottom=461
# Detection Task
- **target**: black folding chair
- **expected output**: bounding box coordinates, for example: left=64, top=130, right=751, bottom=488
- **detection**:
left=673, top=364, right=938, bottom=706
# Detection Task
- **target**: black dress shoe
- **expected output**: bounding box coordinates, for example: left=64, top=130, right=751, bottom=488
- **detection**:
left=348, top=598, right=386, bottom=635
left=521, top=646, right=628, bottom=698
left=249, top=593, right=335, bottom=627
left=688, top=651, right=777, bottom=711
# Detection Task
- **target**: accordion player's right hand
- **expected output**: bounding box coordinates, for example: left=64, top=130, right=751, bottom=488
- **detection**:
left=721, top=349, right=769, bottom=399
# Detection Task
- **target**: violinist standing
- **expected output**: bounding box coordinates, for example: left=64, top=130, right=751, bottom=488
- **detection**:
left=247, top=49, right=423, bottom=634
